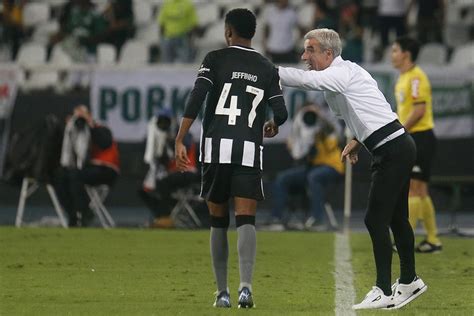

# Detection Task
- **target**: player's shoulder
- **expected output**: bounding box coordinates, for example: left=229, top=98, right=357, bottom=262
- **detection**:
left=214, top=47, right=275, bottom=66
left=409, top=66, right=429, bottom=80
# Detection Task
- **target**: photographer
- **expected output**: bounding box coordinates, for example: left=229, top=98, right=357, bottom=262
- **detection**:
left=266, top=103, right=344, bottom=231
left=56, top=105, right=119, bottom=227
left=138, top=109, right=199, bottom=228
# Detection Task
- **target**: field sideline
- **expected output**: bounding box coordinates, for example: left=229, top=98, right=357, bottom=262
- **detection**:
left=0, top=227, right=472, bottom=315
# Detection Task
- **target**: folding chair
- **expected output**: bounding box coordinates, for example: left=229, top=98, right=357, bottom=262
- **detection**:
left=85, top=185, right=115, bottom=228
left=170, top=188, right=203, bottom=228
left=16, top=177, right=68, bottom=228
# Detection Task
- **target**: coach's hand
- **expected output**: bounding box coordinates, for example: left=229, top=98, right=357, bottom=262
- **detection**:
left=264, top=120, right=278, bottom=138
left=175, top=141, right=190, bottom=171
left=341, top=139, right=361, bottom=165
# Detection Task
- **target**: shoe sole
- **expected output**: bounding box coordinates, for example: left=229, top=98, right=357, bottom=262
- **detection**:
left=416, top=249, right=442, bottom=254
left=385, top=284, right=428, bottom=310
left=238, top=303, right=255, bottom=309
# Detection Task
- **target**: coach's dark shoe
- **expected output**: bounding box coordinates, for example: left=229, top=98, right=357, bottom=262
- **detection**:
left=238, top=287, right=254, bottom=308
left=415, top=240, right=442, bottom=253
left=213, top=290, right=231, bottom=308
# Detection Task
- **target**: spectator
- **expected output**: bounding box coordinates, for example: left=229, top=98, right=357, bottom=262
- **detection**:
left=265, top=104, right=344, bottom=231
left=376, top=0, right=407, bottom=60
left=94, top=0, right=135, bottom=54
left=49, top=0, right=106, bottom=62
left=313, top=0, right=338, bottom=31
left=339, top=2, right=363, bottom=64
left=263, top=0, right=300, bottom=64
left=157, top=0, right=198, bottom=63
left=138, top=109, right=200, bottom=228
left=360, top=0, right=378, bottom=32
left=56, top=105, right=119, bottom=227
left=410, top=0, right=445, bottom=44
left=1, top=0, right=27, bottom=60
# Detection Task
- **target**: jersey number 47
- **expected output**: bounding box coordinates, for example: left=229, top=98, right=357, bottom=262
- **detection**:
left=215, top=82, right=264, bottom=128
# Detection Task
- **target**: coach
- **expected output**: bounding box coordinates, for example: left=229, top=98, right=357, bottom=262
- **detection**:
left=278, top=28, right=426, bottom=310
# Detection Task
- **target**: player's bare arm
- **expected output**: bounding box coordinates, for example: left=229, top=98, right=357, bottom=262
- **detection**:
left=403, top=102, right=426, bottom=131
left=175, top=118, right=194, bottom=171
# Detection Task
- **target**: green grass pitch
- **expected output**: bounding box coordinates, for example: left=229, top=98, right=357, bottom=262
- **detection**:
left=0, top=227, right=473, bottom=315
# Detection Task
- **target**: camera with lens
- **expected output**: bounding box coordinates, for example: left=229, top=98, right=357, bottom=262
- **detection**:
left=74, top=116, right=87, bottom=131
left=302, top=110, right=318, bottom=127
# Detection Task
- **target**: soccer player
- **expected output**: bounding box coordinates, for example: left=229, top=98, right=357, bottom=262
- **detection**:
left=175, top=8, right=288, bottom=308
left=391, top=36, right=442, bottom=253
left=277, top=28, right=426, bottom=310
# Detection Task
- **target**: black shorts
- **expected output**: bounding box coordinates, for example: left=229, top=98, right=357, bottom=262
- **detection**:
left=411, top=129, right=436, bottom=182
left=200, top=163, right=264, bottom=203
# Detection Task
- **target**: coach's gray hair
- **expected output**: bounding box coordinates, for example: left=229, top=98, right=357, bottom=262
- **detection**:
left=304, top=28, right=342, bottom=57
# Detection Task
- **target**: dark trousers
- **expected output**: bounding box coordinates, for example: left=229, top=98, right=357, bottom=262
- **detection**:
left=56, top=164, right=118, bottom=226
left=138, top=171, right=200, bottom=218
left=365, top=133, right=417, bottom=294
left=378, top=16, right=406, bottom=48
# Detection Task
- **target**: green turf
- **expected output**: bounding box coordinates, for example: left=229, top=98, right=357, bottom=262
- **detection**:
left=1, top=228, right=472, bottom=315
left=351, top=233, right=474, bottom=315
left=0, top=228, right=334, bottom=315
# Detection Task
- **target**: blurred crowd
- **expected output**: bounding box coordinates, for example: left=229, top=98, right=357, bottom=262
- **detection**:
left=1, top=0, right=472, bottom=66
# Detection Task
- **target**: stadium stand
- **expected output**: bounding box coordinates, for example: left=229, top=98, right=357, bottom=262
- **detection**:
left=0, top=0, right=471, bottom=69
left=22, top=2, right=50, bottom=28
left=417, top=43, right=448, bottom=66
left=118, top=39, right=148, bottom=66
left=449, top=43, right=474, bottom=67
left=97, top=43, right=117, bottom=66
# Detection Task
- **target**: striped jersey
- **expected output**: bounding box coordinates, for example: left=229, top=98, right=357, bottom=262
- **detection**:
left=184, top=45, right=287, bottom=169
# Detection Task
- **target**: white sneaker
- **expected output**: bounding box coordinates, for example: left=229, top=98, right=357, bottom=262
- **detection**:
left=389, top=276, right=427, bottom=309
left=352, top=286, right=393, bottom=310
left=261, top=223, right=285, bottom=231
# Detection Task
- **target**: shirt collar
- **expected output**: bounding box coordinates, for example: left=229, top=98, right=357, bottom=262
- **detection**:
left=330, top=55, right=344, bottom=66
left=229, top=45, right=256, bottom=52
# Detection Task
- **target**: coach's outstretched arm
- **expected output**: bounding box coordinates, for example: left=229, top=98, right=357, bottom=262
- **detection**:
left=278, top=66, right=350, bottom=93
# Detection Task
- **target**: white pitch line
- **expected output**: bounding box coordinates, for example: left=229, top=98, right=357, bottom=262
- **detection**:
left=334, top=232, right=356, bottom=316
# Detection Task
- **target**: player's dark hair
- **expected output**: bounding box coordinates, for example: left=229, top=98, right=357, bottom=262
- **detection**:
left=395, top=36, right=420, bottom=62
left=225, top=8, right=256, bottom=40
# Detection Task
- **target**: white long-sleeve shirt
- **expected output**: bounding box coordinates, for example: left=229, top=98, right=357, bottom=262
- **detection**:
left=279, top=56, right=400, bottom=145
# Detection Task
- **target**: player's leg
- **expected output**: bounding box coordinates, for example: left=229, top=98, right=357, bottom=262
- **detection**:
left=408, top=179, right=422, bottom=230
left=411, top=130, right=441, bottom=252
left=207, top=200, right=231, bottom=307
left=201, top=164, right=232, bottom=307
left=231, top=166, right=263, bottom=308
left=234, top=197, right=257, bottom=308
